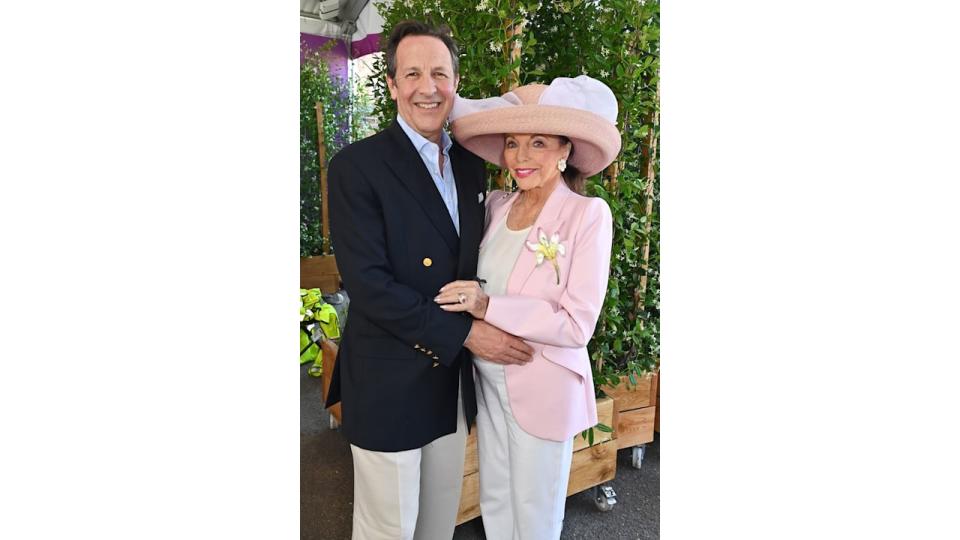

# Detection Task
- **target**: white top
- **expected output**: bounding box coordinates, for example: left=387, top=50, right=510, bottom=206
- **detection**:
left=475, top=215, right=530, bottom=367
left=477, top=214, right=531, bottom=297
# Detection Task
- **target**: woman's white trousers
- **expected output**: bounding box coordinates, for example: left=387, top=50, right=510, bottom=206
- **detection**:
left=474, top=359, right=573, bottom=540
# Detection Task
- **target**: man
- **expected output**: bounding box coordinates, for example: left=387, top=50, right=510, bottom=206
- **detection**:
left=325, top=20, right=534, bottom=540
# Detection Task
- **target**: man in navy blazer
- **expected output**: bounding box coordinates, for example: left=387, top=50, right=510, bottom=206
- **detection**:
left=325, top=20, right=533, bottom=540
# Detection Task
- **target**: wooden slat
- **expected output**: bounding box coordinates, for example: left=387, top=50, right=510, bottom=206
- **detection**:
left=300, top=255, right=340, bottom=292
left=572, top=397, right=615, bottom=452
left=615, top=406, right=656, bottom=450
left=463, top=426, right=479, bottom=476
left=600, top=372, right=658, bottom=411
left=655, top=372, right=660, bottom=433
left=320, top=339, right=341, bottom=423
left=650, top=370, right=659, bottom=408
left=315, top=102, right=331, bottom=256
left=635, top=81, right=660, bottom=307
left=566, top=439, right=617, bottom=496
left=455, top=471, right=481, bottom=525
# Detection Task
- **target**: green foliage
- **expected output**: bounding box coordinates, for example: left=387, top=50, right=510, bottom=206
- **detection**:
left=371, top=0, right=660, bottom=385
left=580, top=422, right=614, bottom=447
left=589, top=168, right=660, bottom=389
left=301, top=43, right=374, bottom=256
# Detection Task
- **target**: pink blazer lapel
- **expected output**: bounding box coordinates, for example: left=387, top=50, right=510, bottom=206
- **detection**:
left=506, top=182, right=573, bottom=295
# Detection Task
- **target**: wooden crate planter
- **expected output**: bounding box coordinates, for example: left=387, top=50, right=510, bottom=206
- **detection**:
left=301, top=255, right=340, bottom=294
left=566, top=439, right=618, bottom=496
left=601, top=372, right=658, bottom=450
left=565, top=397, right=617, bottom=496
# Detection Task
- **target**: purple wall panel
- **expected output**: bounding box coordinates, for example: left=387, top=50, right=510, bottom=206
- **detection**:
left=300, top=33, right=348, bottom=82
left=351, top=33, right=383, bottom=59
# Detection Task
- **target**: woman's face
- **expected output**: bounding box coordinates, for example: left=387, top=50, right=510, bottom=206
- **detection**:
left=502, top=133, right=571, bottom=192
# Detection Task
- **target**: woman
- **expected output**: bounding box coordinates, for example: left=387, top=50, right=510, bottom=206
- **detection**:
left=435, top=75, right=621, bottom=539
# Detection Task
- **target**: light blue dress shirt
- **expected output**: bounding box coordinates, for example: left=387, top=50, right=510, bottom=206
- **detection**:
left=396, top=115, right=460, bottom=235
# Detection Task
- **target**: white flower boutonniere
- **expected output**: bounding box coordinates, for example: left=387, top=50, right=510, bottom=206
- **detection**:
left=526, top=229, right=566, bottom=284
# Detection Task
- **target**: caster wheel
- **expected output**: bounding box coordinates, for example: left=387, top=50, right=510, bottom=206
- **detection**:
left=631, top=445, right=645, bottom=469
left=329, top=416, right=340, bottom=430
left=593, top=485, right=617, bottom=512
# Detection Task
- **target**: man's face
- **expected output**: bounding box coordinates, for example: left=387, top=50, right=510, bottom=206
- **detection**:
left=387, top=35, right=459, bottom=144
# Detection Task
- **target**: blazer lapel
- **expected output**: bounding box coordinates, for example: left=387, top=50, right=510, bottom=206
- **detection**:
left=383, top=121, right=459, bottom=255
left=507, top=182, right=573, bottom=295
left=452, top=143, right=482, bottom=277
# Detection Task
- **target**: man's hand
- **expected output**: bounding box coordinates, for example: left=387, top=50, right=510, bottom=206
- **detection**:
left=464, top=320, right=534, bottom=365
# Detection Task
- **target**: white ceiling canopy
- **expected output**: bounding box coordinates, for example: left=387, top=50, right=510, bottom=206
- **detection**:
left=300, top=0, right=385, bottom=41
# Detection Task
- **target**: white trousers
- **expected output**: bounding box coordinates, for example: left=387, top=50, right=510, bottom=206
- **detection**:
left=474, top=358, right=574, bottom=540
left=349, top=388, right=466, bottom=540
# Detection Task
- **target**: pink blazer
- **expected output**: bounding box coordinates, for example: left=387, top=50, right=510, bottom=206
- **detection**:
left=481, top=181, right=613, bottom=442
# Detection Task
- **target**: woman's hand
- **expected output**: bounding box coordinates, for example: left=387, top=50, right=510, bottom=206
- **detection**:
left=435, top=280, right=489, bottom=319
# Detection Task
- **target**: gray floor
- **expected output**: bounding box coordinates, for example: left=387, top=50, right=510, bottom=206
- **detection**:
left=301, top=365, right=659, bottom=539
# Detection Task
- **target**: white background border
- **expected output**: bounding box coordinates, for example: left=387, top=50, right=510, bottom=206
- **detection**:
left=2, top=1, right=959, bottom=538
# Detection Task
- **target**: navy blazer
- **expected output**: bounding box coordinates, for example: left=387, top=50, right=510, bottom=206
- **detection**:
left=325, top=120, right=486, bottom=452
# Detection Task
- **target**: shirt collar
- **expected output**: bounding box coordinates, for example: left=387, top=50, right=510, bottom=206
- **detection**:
left=396, top=114, right=453, bottom=155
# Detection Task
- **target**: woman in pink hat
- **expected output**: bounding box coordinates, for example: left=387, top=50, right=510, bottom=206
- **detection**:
left=434, top=75, right=621, bottom=539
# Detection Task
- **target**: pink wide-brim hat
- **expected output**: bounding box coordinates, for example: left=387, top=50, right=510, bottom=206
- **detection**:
left=449, top=76, right=622, bottom=177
